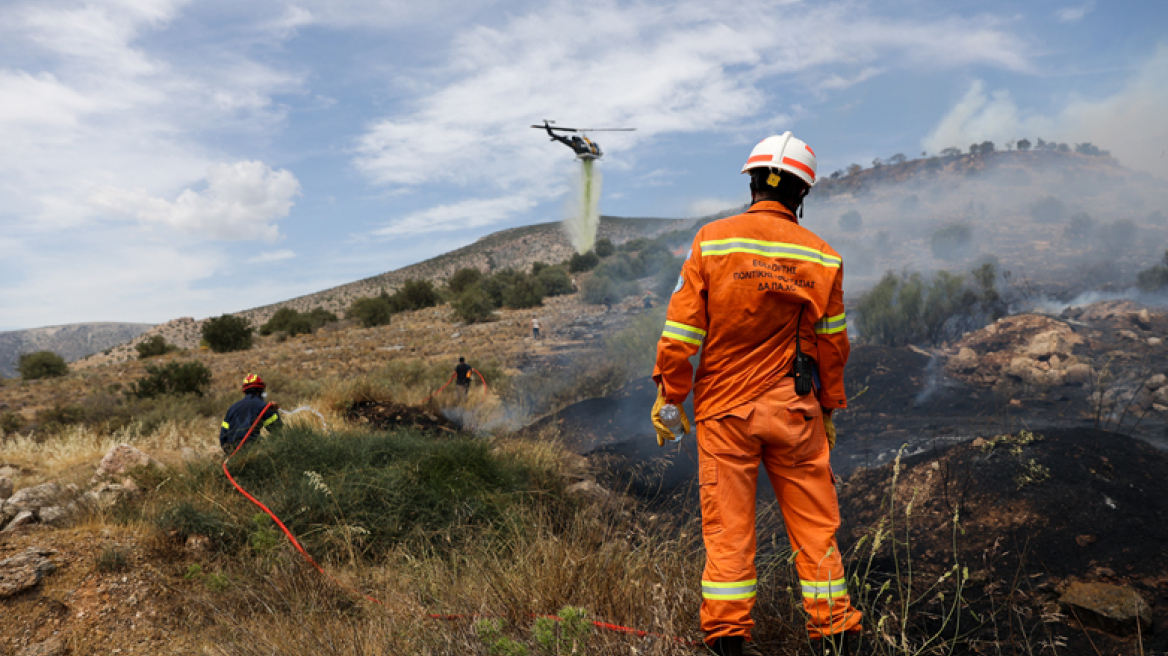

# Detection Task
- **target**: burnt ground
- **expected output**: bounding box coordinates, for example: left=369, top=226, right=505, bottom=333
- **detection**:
left=346, top=400, right=461, bottom=433
left=837, top=427, right=1168, bottom=656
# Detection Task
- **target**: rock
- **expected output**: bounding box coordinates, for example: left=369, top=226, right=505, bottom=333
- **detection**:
left=950, top=347, right=978, bottom=372
left=16, top=637, right=65, bottom=656
left=185, top=534, right=212, bottom=554
left=37, top=504, right=75, bottom=526
left=83, top=482, right=139, bottom=510
left=1150, top=337, right=1163, bottom=347
left=0, top=547, right=56, bottom=598
left=91, top=443, right=162, bottom=484
left=1075, top=534, right=1097, bottom=547
left=1135, top=308, right=1152, bottom=329
left=1155, top=404, right=1168, bottom=414
left=0, top=476, right=12, bottom=500
left=1026, top=330, right=1077, bottom=359
left=1118, top=330, right=1140, bottom=341
left=1064, top=364, right=1092, bottom=385
left=971, top=437, right=989, bottom=448
left=3, top=482, right=63, bottom=519
left=566, top=480, right=612, bottom=501
left=1059, top=581, right=1152, bottom=637
left=1147, top=374, right=1168, bottom=391
left=2, top=510, right=36, bottom=533
left=1155, top=386, right=1168, bottom=406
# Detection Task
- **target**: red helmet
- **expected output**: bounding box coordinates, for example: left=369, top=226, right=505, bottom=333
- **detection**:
left=242, top=374, right=265, bottom=392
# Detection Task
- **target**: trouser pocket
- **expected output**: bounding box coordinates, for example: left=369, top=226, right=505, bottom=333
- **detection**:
left=699, top=458, right=723, bottom=535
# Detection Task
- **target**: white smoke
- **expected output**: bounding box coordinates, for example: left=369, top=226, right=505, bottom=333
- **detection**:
left=563, top=160, right=603, bottom=254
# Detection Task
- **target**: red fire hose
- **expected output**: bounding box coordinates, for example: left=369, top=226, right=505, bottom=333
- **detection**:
left=420, top=368, right=488, bottom=404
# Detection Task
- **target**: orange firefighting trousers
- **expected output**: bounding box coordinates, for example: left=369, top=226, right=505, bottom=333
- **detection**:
left=698, top=378, right=862, bottom=642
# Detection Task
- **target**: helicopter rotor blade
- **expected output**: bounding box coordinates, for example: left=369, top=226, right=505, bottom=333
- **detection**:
left=575, top=128, right=636, bottom=132
left=530, top=124, right=578, bottom=132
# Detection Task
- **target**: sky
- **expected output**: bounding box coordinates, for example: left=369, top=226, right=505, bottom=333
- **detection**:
left=1, top=0, right=1166, bottom=331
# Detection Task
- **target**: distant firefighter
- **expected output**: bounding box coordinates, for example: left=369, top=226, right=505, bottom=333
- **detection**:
left=652, top=132, right=859, bottom=656
left=220, top=374, right=282, bottom=455
left=531, top=317, right=541, bottom=340
left=454, top=357, right=474, bottom=397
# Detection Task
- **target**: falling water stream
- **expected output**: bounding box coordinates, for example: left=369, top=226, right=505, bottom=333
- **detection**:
left=563, top=159, right=602, bottom=253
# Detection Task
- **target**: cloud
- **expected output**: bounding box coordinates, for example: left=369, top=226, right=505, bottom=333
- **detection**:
left=353, top=0, right=1030, bottom=234
left=1055, top=2, right=1095, bottom=22
left=373, top=193, right=541, bottom=237
left=922, top=45, right=1168, bottom=177
left=88, top=160, right=301, bottom=241
left=248, top=249, right=297, bottom=264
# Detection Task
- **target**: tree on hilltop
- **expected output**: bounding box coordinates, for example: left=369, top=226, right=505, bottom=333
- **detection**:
left=1017, top=138, right=1031, bottom=151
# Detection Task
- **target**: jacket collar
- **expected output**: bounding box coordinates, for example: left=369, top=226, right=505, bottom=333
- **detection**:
left=746, top=200, right=798, bottom=225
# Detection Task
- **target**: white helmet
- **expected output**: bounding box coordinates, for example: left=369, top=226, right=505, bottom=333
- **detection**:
left=741, top=131, right=818, bottom=187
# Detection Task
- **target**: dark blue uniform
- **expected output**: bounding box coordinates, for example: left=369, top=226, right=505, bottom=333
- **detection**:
left=220, top=392, right=281, bottom=453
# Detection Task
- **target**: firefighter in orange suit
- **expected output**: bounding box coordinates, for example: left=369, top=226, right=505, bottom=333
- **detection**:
left=651, top=132, right=860, bottom=656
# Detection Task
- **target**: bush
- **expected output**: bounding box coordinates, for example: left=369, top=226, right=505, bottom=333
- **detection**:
left=395, top=279, right=441, bottom=311
left=501, top=276, right=545, bottom=309
left=568, top=251, right=600, bottom=273
left=348, top=295, right=395, bottom=328
left=447, top=268, right=484, bottom=294
left=580, top=274, right=616, bottom=304
left=855, top=264, right=1005, bottom=346
left=594, top=238, right=615, bottom=257
left=452, top=285, right=496, bottom=324
left=930, top=223, right=973, bottom=260
left=19, top=351, right=68, bottom=380
left=0, top=411, right=23, bottom=434
left=129, top=361, right=213, bottom=399
left=535, top=266, right=574, bottom=297
left=1137, top=250, right=1168, bottom=291
left=201, top=315, right=253, bottom=353
left=136, top=335, right=178, bottom=359
left=1029, top=196, right=1065, bottom=224
left=260, top=307, right=336, bottom=336
left=839, top=210, right=863, bottom=231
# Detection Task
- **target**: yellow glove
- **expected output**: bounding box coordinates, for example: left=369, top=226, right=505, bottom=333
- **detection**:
left=651, top=385, right=691, bottom=447
left=824, top=411, right=837, bottom=450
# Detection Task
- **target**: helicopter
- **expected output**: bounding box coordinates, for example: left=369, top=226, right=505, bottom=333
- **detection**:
left=531, top=120, right=635, bottom=161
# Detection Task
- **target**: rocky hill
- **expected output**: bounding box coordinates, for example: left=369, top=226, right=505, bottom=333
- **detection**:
left=0, top=323, right=153, bottom=378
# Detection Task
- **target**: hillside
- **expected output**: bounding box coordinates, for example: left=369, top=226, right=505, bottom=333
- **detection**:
left=73, top=216, right=689, bottom=370
left=0, top=323, right=153, bottom=379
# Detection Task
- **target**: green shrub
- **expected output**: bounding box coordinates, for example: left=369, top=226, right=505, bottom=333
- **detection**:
left=930, top=222, right=973, bottom=260
left=452, top=285, right=496, bottom=324
left=201, top=315, right=253, bottom=353
left=135, top=335, right=177, bottom=359
left=594, top=238, right=615, bottom=257
left=348, top=295, right=395, bottom=327
left=35, top=404, right=84, bottom=430
left=530, top=261, right=547, bottom=275
left=855, top=264, right=1005, bottom=346
left=580, top=274, right=616, bottom=304
left=19, top=351, right=68, bottom=380
left=129, top=361, right=213, bottom=399
left=0, top=411, right=23, bottom=434
left=448, top=268, right=483, bottom=294
left=838, top=210, right=863, bottom=231
left=567, top=251, right=600, bottom=273
left=618, top=237, right=648, bottom=252
left=501, top=276, right=546, bottom=309
left=535, top=266, right=574, bottom=297
left=395, top=279, right=441, bottom=311
left=1137, top=250, right=1168, bottom=291
left=262, top=307, right=338, bottom=336
left=95, top=546, right=129, bottom=573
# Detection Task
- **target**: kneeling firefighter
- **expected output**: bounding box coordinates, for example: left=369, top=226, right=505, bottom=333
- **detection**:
left=220, top=374, right=282, bottom=455
left=651, top=133, right=860, bottom=655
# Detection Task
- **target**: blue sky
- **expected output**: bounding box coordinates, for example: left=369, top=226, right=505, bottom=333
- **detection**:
left=2, top=0, right=1166, bottom=330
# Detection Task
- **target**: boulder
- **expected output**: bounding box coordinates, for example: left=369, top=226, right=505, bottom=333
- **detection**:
left=1146, top=374, right=1168, bottom=391
left=84, top=482, right=137, bottom=509
left=1026, top=330, right=1078, bottom=359
left=16, top=637, right=65, bottom=656
left=1155, top=386, right=1168, bottom=406
left=0, top=476, right=12, bottom=500
left=1118, top=330, right=1140, bottom=341
left=2, top=482, right=63, bottom=520
left=0, top=547, right=56, bottom=598
left=2, top=510, right=36, bottom=533
left=1059, top=581, right=1152, bottom=636
left=91, top=443, right=162, bottom=484
left=1064, top=364, right=1092, bottom=385
left=1150, top=337, right=1163, bottom=347
left=566, top=480, right=612, bottom=501
left=1135, top=308, right=1152, bottom=329
left=37, top=504, right=76, bottom=526
left=949, top=347, right=978, bottom=372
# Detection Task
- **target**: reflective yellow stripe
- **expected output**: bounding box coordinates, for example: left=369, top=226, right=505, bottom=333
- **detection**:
left=700, top=238, right=842, bottom=268
left=702, top=579, right=758, bottom=600
left=814, top=312, right=847, bottom=335
left=263, top=413, right=280, bottom=427
left=800, top=577, right=848, bottom=600
left=221, top=421, right=230, bottom=429
left=661, top=320, right=706, bottom=346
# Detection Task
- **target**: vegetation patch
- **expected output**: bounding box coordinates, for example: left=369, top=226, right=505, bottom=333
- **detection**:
left=19, top=350, right=68, bottom=380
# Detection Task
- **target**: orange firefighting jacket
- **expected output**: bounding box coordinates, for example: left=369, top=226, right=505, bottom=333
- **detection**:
left=653, top=201, right=849, bottom=422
